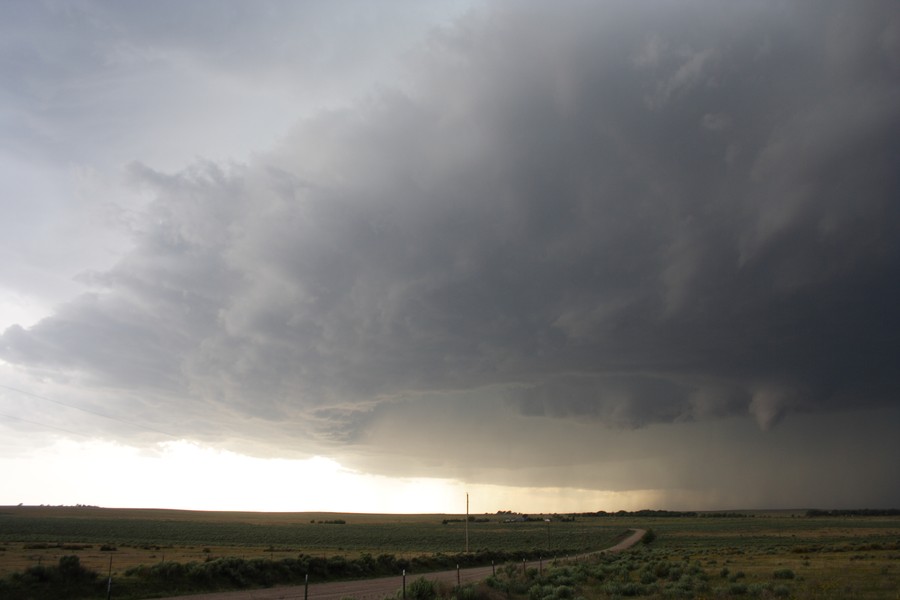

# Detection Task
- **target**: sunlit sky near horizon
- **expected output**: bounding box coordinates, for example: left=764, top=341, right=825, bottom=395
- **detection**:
left=2, top=0, right=899, bottom=514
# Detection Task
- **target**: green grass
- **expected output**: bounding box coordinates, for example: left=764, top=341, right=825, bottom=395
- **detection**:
left=3, top=507, right=900, bottom=600
left=0, top=506, right=619, bottom=580
left=0, top=506, right=612, bottom=555
left=0, top=518, right=599, bottom=552
left=534, top=513, right=900, bottom=600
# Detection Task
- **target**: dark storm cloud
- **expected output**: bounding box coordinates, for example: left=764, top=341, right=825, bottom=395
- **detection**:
left=3, top=0, right=899, bottom=453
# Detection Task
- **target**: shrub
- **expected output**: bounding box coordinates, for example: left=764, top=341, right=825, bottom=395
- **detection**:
left=528, top=583, right=549, bottom=600
left=773, top=569, right=795, bottom=580
left=407, top=576, right=437, bottom=600
left=5, top=555, right=102, bottom=599
left=652, top=561, right=670, bottom=579
left=58, top=555, right=97, bottom=583
left=620, top=582, right=643, bottom=596
left=773, top=584, right=791, bottom=597
left=455, top=583, right=480, bottom=600
left=603, top=581, right=623, bottom=596
left=729, top=582, right=748, bottom=595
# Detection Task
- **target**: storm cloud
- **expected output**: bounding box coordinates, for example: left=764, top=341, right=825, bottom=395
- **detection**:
left=2, top=0, right=899, bottom=505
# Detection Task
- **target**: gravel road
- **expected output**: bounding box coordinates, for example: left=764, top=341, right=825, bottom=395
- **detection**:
left=151, top=529, right=646, bottom=600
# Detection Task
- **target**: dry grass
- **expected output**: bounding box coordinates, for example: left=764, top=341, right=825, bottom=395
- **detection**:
left=2, top=506, right=899, bottom=599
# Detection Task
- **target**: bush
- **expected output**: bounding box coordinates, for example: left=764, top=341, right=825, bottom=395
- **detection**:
left=55, top=555, right=99, bottom=584
left=619, top=582, right=643, bottom=596
left=773, top=569, right=795, bottom=580
left=407, top=576, right=437, bottom=600
left=728, top=582, right=748, bottom=595
left=4, top=555, right=102, bottom=599
left=652, top=561, right=670, bottom=579
left=773, top=583, right=791, bottom=597
left=528, top=583, right=549, bottom=600
left=455, top=583, right=482, bottom=600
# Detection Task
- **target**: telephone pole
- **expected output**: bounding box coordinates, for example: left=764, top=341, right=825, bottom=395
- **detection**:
left=465, top=492, right=469, bottom=553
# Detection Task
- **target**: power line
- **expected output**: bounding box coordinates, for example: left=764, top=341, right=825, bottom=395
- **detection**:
left=0, top=411, right=91, bottom=438
left=0, top=384, right=177, bottom=438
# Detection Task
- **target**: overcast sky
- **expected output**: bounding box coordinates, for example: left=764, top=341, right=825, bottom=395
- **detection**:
left=2, top=0, right=899, bottom=513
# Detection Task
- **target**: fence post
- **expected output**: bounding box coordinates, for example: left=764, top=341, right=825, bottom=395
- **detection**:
left=304, top=573, right=308, bottom=600
left=403, top=569, right=406, bottom=600
left=106, top=554, right=113, bottom=600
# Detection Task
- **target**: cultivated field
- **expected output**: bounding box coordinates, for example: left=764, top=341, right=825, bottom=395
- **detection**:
left=1, top=506, right=899, bottom=599
left=0, top=506, right=614, bottom=577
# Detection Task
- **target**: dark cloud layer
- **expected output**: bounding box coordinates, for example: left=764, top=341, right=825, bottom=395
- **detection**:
left=3, top=1, right=900, bottom=498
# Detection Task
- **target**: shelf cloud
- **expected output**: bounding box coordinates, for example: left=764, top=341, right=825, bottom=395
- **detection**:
left=2, top=0, right=899, bottom=508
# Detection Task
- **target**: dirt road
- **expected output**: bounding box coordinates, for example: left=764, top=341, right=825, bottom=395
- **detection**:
left=151, top=529, right=646, bottom=600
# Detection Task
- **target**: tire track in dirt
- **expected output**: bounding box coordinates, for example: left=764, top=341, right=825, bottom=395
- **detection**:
left=151, top=529, right=646, bottom=600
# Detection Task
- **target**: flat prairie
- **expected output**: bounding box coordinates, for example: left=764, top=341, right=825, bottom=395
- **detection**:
left=0, top=505, right=614, bottom=576
left=2, top=507, right=899, bottom=599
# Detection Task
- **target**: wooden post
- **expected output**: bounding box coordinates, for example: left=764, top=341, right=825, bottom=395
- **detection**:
left=106, top=554, right=113, bottom=600
left=403, top=569, right=407, bottom=600
left=304, top=573, right=308, bottom=600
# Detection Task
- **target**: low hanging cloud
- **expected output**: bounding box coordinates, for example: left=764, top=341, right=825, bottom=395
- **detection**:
left=3, top=0, right=900, bottom=463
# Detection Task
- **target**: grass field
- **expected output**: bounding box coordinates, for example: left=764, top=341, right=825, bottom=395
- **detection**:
left=0, top=506, right=615, bottom=577
left=1, top=506, right=899, bottom=599
left=632, top=513, right=900, bottom=598
left=526, top=515, right=900, bottom=599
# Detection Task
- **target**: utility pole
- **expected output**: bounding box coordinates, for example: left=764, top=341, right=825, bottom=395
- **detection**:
left=547, top=518, right=551, bottom=550
left=465, top=492, right=469, bottom=553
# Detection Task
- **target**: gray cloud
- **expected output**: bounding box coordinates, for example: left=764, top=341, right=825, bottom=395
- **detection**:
left=2, top=1, right=899, bottom=502
left=0, top=0, right=472, bottom=323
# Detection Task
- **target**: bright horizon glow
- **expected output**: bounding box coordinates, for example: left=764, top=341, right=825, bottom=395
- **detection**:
left=0, top=439, right=661, bottom=514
